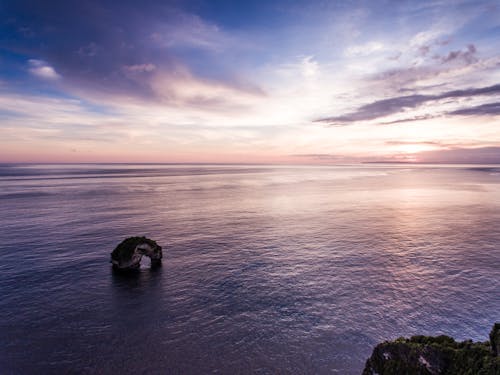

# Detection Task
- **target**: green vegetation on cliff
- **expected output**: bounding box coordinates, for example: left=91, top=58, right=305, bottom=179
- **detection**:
left=363, top=324, right=500, bottom=375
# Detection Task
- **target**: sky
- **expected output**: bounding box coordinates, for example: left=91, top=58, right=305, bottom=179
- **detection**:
left=1, top=0, right=500, bottom=163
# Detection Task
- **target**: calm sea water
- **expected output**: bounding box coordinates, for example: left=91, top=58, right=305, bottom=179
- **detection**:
left=1, top=164, right=499, bottom=374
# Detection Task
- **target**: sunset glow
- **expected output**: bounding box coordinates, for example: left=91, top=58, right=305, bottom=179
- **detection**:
left=1, top=1, right=500, bottom=163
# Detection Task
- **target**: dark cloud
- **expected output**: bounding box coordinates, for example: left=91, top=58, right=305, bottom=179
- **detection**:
left=386, top=140, right=497, bottom=150
left=293, top=147, right=500, bottom=164
left=449, top=102, right=500, bottom=116
left=416, top=38, right=452, bottom=57
left=418, top=45, right=430, bottom=56
left=315, top=83, right=500, bottom=125
left=440, top=44, right=477, bottom=64
left=317, top=94, right=429, bottom=124
left=372, top=65, right=436, bottom=88
left=440, top=84, right=500, bottom=98
left=416, top=146, right=500, bottom=164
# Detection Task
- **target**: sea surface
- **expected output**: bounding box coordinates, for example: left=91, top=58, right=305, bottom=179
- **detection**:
left=1, top=164, right=499, bottom=374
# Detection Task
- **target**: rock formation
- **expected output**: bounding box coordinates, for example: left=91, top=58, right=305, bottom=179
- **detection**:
left=491, top=323, right=500, bottom=357
left=362, top=323, right=500, bottom=375
left=110, top=236, right=162, bottom=270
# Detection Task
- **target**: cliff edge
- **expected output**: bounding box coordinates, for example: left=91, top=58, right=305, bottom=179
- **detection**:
left=362, top=323, right=500, bottom=375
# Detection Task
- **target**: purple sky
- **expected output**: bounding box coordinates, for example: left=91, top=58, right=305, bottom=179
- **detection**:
left=1, top=0, right=500, bottom=163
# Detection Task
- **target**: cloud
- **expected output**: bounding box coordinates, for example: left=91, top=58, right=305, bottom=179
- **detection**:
left=440, top=44, right=477, bottom=64
left=275, top=55, right=322, bottom=81
left=300, top=56, right=319, bottom=78
left=443, top=84, right=500, bottom=98
left=291, top=153, right=343, bottom=160
left=315, top=83, right=500, bottom=125
left=149, top=13, right=227, bottom=51
left=345, top=41, right=384, bottom=57
left=418, top=45, right=431, bottom=56
left=148, top=67, right=265, bottom=112
left=410, top=30, right=443, bottom=48
left=448, top=102, right=500, bottom=116
left=290, top=153, right=365, bottom=163
left=291, top=146, right=500, bottom=165
left=368, top=41, right=482, bottom=91
left=318, top=94, right=429, bottom=124
left=416, top=146, right=500, bottom=164
left=385, top=139, right=500, bottom=150
left=77, top=42, right=99, bottom=57
left=385, top=140, right=442, bottom=146
left=28, top=59, right=60, bottom=80
left=3, top=1, right=247, bottom=104
left=378, top=114, right=438, bottom=125
left=123, top=63, right=156, bottom=74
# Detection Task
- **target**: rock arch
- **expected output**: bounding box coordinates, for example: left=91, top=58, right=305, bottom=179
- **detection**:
left=111, top=236, right=162, bottom=270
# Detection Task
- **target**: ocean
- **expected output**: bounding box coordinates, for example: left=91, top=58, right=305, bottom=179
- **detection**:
left=1, top=164, right=499, bottom=374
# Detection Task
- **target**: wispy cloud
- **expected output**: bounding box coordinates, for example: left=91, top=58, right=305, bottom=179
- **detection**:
left=385, top=140, right=442, bottom=146
left=123, top=64, right=156, bottom=74
left=378, top=114, right=439, bottom=125
left=345, top=41, right=384, bottom=57
left=28, top=59, right=60, bottom=80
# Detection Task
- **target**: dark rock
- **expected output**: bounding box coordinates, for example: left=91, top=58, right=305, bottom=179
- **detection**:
left=491, top=323, right=500, bottom=357
left=362, top=324, right=500, bottom=374
left=110, top=236, right=162, bottom=270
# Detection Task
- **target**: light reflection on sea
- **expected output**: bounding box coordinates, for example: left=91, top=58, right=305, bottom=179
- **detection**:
left=0, top=164, right=499, bottom=374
